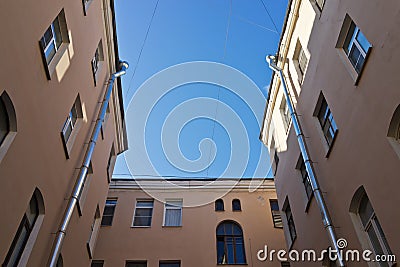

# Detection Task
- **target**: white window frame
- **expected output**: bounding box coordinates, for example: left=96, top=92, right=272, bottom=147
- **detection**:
left=163, top=199, right=183, bottom=227
left=132, top=199, right=154, bottom=227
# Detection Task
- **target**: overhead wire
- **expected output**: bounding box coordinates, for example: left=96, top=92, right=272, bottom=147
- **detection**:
left=205, top=0, right=233, bottom=178
left=124, top=0, right=160, bottom=98
left=259, top=0, right=280, bottom=34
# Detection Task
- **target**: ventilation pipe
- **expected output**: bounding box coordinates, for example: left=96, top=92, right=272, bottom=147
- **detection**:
left=48, top=61, right=129, bottom=267
left=266, top=55, right=345, bottom=266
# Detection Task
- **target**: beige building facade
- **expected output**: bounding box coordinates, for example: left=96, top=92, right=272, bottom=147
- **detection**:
left=92, top=179, right=286, bottom=267
left=0, top=0, right=127, bottom=266
left=261, top=0, right=400, bottom=266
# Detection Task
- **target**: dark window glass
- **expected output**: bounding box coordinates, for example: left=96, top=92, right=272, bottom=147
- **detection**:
left=284, top=203, right=297, bottom=242
left=270, top=200, right=283, bottom=228
left=215, top=199, right=224, bottom=211
left=298, top=158, right=313, bottom=199
left=317, top=97, right=338, bottom=147
left=101, top=199, right=117, bottom=226
left=159, top=261, right=180, bottom=267
left=133, top=200, right=154, bottom=227
left=0, top=98, right=10, bottom=145
left=216, top=221, right=246, bottom=264
left=91, top=260, right=104, bottom=267
left=126, top=261, right=147, bottom=267
left=3, top=194, right=39, bottom=267
left=232, top=199, right=241, bottom=211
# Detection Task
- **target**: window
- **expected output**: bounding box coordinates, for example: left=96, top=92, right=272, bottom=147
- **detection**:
left=77, top=162, right=93, bottom=216
left=82, top=0, right=94, bottom=15
left=281, top=262, right=291, bottom=267
left=106, top=144, right=116, bottom=182
left=315, top=0, right=324, bottom=11
left=343, top=21, right=371, bottom=74
left=3, top=189, right=44, bottom=267
left=39, top=9, right=69, bottom=79
left=56, top=254, right=63, bottom=267
left=315, top=94, right=338, bottom=149
left=284, top=201, right=297, bottom=243
left=133, top=200, right=154, bottom=227
left=215, top=199, right=224, bottom=211
left=164, top=200, right=183, bottom=227
left=280, top=97, right=291, bottom=133
left=91, top=260, right=104, bottom=267
left=336, top=15, right=371, bottom=81
left=0, top=91, right=17, bottom=163
left=159, top=261, right=180, bottom=267
left=216, top=221, right=246, bottom=264
left=273, top=149, right=279, bottom=175
left=126, top=261, right=147, bottom=267
left=87, top=206, right=101, bottom=258
left=387, top=104, right=400, bottom=159
left=101, top=199, right=117, bottom=226
left=296, top=157, right=313, bottom=200
left=294, top=41, right=308, bottom=83
left=232, top=199, right=241, bottom=211
left=61, top=95, right=83, bottom=157
left=92, top=40, right=104, bottom=86
left=358, top=194, right=393, bottom=266
left=0, top=96, right=10, bottom=146
left=269, top=200, right=283, bottom=228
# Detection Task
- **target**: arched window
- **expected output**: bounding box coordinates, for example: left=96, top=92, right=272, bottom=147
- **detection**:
left=232, top=199, right=241, bottom=211
left=387, top=104, right=400, bottom=159
left=215, top=199, right=224, bottom=211
left=216, top=221, right=246, bottom=264
left=0, top=91, right=17, bottom=163
left=2, top=189, right=44, bottom=267
left=349, top=187, right=394, bottom=266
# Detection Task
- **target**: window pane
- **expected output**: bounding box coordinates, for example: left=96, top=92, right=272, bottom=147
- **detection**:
left=135, top=208, right=152, bottom=217
left=349, top=45, right=362, bottom=71
left=126, top=261, right=147, bottom=267
left=270, top=200, right=279, bottom=211
left=159, top=262, right=180, bottom=267
left=226, top=237, right=235, bottom=264
left=0, top=98, right=10, bottom=145
left=44, top=42, right=56, bottom=64
left=53, top=17, right=63, bottom=49
left=232, top=199, right=241, bottom=211
left=215, top=199, right=224, bottom=211
left=232, top=224, right=242, bottom=235
left=133, top=216, right=152, bottom=227
left=367, top=226, right=386, bottom=261
left=4, top=222, right=29, bottom=267
left=359, top=196, right=373, bottom=227
left=235, top=236, right=246, bottom=264
left=343, top=23, right=356, bottom=54
left=164, top=209, right=181, bottom=226
left=356, top=30, right=371, bottom=53
left=91, top=260, right=104, bottom=267
left=136, top=201, right=153, bottom=208
left=26, top=195, right=39, bottom=228
left=100, top=216, right=112, bottom=226
left=217, top=236, right=226, bottom=264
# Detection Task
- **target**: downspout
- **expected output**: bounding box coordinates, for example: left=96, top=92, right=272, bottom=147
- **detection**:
left=266, top=55, right=345, bottom=267
left=48, top=61, right=129, bottom=267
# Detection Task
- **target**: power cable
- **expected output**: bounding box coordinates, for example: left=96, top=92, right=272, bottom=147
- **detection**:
left=124, top=0, right=160, bottom=98
left=259, top=0, right=279, bottom=33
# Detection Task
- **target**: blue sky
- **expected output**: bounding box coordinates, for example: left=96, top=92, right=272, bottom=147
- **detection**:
left=113, top=0, right=288, bottom=179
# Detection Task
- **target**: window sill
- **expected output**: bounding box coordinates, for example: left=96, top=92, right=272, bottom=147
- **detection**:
left=162, top=225, right=182, bottom=228
left=131, top=225, right=152, bottom=228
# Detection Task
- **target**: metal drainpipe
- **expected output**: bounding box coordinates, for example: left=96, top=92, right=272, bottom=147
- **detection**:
left=48, top=61, right=129, bottom=267
left=266, top=55, right=345, bottom=266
